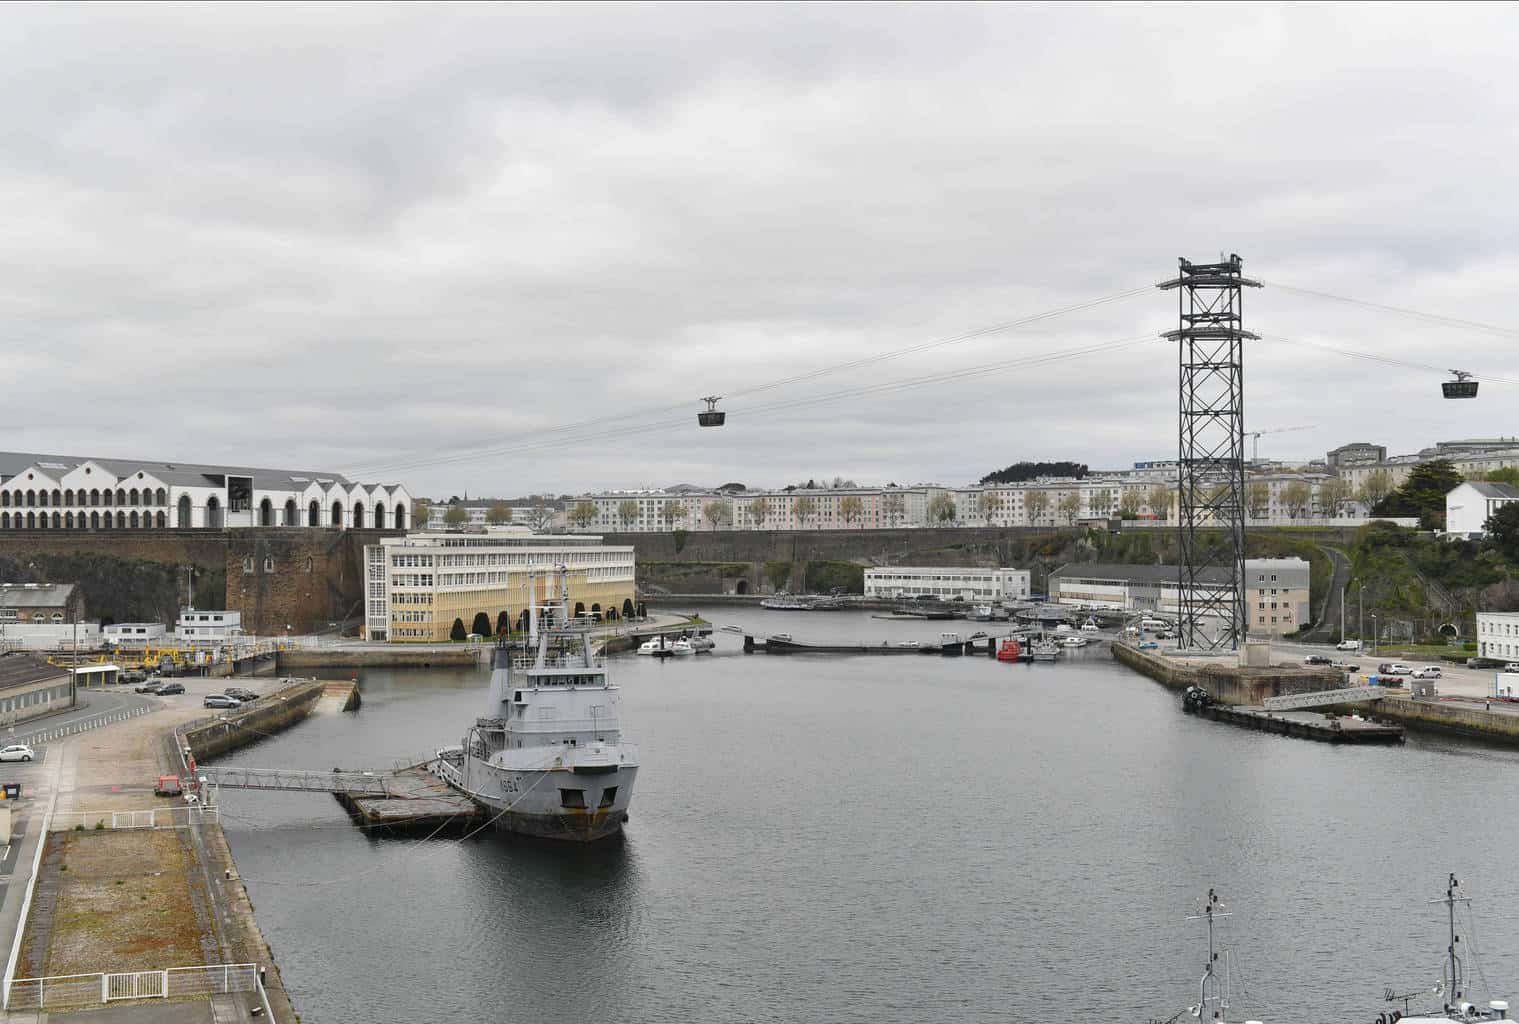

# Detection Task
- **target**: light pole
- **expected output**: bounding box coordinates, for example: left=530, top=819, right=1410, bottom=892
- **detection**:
left=1371, top=614, right=1378, bottom=656
left=1339, top=581, right=1347, bottom=642
left=1357, top=582, right=1365, bottom=645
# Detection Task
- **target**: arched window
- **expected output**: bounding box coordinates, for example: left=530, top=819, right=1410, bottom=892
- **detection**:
left=178, top=495, right=191, bottom=528
left=63, top=490, right=73, bottom=507
left=129, top=511, right=139, bottom=528
left=259, top=498, right=274, bottom=527
left=1, top=513, right=8, bottom=528
left=243, top=556, right=254, bottom=574
left=394, top=503, right=406, bottom=530
left=331, top=501, right=344, bottom=528
left=353, top=502, right=365, bottom=528
left=0, top=492, right=8, bottom=507
left=206, top=496, right=222, bottom=528
left=309, top=500, right=321, bottom=526
left=156, top=488, right=167, bottom=505
left=263, top=557, right=275, bottom=573
left=304, top=556, right=314, bottom=573
left=90, top=511, right=100, bottom=529
left=90, top=489, right=100, bottom=506
left=51, top=489, right=60, bottom=506
left=25, top=490, right=36, bottom=507
left=30, top=511, right=40, bottom=529
left=155, top=511, right=166, bottom=528
left=116, top=488, right=126, bottom=505
left=65, top=512, right=73, bottom=529
left=284, top=499, right=297, bottom=526
left=51, top=613, right=62, bottom=624
left=102, top=489, right=112, bottom=506
left=374, top=503, right=387, bottom=529
left=129, top=488, right=140, bottom=506
left=38, top=491, right=48, bottom=507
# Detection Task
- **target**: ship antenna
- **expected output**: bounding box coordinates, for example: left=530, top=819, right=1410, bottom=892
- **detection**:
left=1186, top=888, right=1231, bottom=1020
left=1431, top=873, right=1470, bottom=1004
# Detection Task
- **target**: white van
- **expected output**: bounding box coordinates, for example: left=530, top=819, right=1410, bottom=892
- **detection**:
left=1140, top=618, right=1169, bottom=630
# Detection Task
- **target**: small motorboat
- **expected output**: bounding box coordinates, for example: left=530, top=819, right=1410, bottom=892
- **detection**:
left=636, top=639, right=661, bottom=656
left=720, top=624, right=745, bottom=634
left=683, top=635, right=715, bottom=652
left=1059, top=635, right=1089, bottom=648
left=667, top=639, right=694, bottom=657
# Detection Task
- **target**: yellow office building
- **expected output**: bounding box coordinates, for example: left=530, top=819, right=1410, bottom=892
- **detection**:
left=363, top=527, right=636, bottom=642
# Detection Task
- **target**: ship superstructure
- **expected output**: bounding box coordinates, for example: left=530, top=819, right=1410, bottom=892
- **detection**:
left=436, top=565, right=638, bottom=841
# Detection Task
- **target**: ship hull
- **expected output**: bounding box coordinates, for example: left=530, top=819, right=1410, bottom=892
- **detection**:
left=453, top=758, right=638, bottom=843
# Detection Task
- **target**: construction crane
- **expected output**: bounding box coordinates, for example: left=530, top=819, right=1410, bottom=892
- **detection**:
left=1245, top=424, right=1314, bottom=463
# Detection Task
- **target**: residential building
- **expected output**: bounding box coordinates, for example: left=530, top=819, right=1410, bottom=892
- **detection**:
left=0, top=583, right=85, bottom=624
left=1326, top=442, right=1387, bottom=468
left=363, top=527, right=636, bottom=642
left=863, top=567, right=1031, bottom=603
left=0, top=653, right=76, bottom=726
left=1477, top=613, right=1519, bottom=662
left=0, top=451, right=411, bottom=531
left=176, top=610, right=244, bottom=643
left=1047, top=558, right=1311, bottom=636
left=1445, top=482, right=1519, bottom=538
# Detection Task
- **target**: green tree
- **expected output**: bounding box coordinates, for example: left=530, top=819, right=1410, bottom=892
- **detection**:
left=793, top=496, right=818, bottom=528
left=471, top=611, right=492, bottom=636
left=1485, top=467, right=1519, bottom=488
left=1057, top=493, right=1080, bottom=525
left=413, top=500, right=431, bottom=528
left=568, top=501, right=597, bottom=530
left=485, top=502, right=511, bottom=525
left=926, top=493, right=957, bottom=524
left=449, top=617, right=467, bottom=641
left=617, top=500, right=639, bottom=530
left=443, top=504, right=468, bottom=528
left=839, top=495, right=864, bottom=527
left=881, top=492, right=905, bottom=527
left=1026, top=490, right=1050, bottom=525
left=1373, top=460, right=1462, bottom=529
left=1485, top=502, right=1519, bottom=559
left=1357, top=468, right=1394, bottom=508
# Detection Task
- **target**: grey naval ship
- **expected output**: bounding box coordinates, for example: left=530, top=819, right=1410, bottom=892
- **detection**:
left=435, top=566, right=638, bottom=841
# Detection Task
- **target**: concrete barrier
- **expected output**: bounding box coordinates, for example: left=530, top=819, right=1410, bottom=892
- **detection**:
left=181, top=680, right=325, bottom=762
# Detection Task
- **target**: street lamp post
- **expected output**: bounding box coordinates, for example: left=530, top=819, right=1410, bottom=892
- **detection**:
left=1371, top=614, right=1378, bottom=656
left=1357, top=582, right=1365, bottom=645
left=1339, top=581, right=1347, bottom=642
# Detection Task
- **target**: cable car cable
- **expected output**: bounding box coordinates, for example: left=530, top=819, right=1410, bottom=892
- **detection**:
left=1263, top=282, right=1519, bottom=340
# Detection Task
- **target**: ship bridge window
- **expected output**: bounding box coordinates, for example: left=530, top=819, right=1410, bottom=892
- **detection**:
left=599, top=786, right=618, bottom=808
left=559, top=788, right=586, bottom=809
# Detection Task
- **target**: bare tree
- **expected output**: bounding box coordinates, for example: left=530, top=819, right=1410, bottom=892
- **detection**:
left=927, top=493, right=957, bottom=524
left=839, top=495, right=864, bottom=527
left=1247, top=481, right=1270, bottom=519
left=702, top=500, right=731, bottom=530
left=1117, top=491, right=1141, bottom=519
left=747, top=496, right=769, bottom=529
left=881, top=492, right=905, bottom=527
left=793, top=496, right=817, bottom=528
left=1281, top=481, right=1314, bottom=519
left=977, top=491, right=998, bottom=524
left=1057, top=493, right=1081, bottom=525
left=1358, top=469, right=1393, bottom=508
left=528, top=499, right=555, bottom=532
left=568, top=501, right=597, bottom=530
left=1026, top=491, right=1050, bottom=525
left=1145, top=485, right=1171, bottom=521
left=1318, top=477, right=1351, bottom=517
left=617, top=500, right=639, bottom=530
left=659, top=500, right=686, bottom=529
left=486, top=501, right=512, bottom=526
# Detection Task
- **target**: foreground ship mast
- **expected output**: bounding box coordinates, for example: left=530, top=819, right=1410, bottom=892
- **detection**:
left=435, top=564, right=639, bottom=841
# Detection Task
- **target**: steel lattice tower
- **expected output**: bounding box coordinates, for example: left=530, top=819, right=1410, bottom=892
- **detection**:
left=1158, top=255, right=1261, bottom=651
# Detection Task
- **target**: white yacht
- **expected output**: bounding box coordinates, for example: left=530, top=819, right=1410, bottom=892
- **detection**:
left=435, top=567, right=638, bottom=842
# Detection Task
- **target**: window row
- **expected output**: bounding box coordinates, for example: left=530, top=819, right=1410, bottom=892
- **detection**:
left=0, top=486, right=168, bottom=508
left=2, top=510, right=167, bottom=529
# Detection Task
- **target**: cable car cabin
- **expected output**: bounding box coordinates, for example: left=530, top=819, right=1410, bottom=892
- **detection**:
left=698, top=395, right=726, bottom=427
left=1443, top=371, right=1479, bottom=399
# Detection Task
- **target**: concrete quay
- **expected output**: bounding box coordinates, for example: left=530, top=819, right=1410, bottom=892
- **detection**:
left=0, top=674, right=351, bottom=1022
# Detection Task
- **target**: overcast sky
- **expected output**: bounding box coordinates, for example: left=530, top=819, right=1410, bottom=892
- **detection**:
left=5, top=4, right=1517, bottom=497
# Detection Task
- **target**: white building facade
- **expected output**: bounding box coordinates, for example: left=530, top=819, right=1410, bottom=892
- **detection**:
left=0, top=451, right=411, bottom=531
left=176, top=610, right=244, bottom=643
left=1445, top=482, right=1519, bottom=538
left=1477, top=613, right=1519, bottom=663
left=863, top=567, right=1031, bottom=603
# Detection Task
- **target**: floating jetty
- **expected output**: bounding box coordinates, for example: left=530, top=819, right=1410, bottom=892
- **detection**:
left=332, top=765, right=483, bottom=835
left=742, top=633, right=1102, bottom=657
left=1188, top=703, right=1404, bottom=745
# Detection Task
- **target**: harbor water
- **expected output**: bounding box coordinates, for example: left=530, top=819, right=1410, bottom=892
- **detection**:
left=219, top=612, right=1519, bottom=1023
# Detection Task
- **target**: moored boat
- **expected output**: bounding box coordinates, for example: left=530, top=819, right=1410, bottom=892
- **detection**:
left=996, top=638, right=1022, bottom=662
left=1378, top=875, right=1512, bottom=1023
left=436, top=566, right=637, bottom=842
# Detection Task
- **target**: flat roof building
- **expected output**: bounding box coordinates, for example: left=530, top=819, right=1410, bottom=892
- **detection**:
left=1048, top=558, right=1311, bottom=637
left=863, top=567, right=1031, bottom=604
left=364, top=527, right=636, bottom=643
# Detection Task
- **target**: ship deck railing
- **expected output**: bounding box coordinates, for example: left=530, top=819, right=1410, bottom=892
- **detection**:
left=511, top=655, right=605, bottom=671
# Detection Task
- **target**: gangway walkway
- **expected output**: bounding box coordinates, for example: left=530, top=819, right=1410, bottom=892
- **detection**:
left=198, top=766, right=393, bottom=796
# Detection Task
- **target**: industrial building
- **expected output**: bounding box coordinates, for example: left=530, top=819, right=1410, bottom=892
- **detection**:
left=0, top=653, right=76, bottom=727
left=863, top=567, right=1031, bottom=603
left=0, top=451, right=412, bottom=530
left=0, top=583, right=86, bottom=624
left=1048, top=558, right=1311, bottom=636
left=364, top=527, right=636, bottom=642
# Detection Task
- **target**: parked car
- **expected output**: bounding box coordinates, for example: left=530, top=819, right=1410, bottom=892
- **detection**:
left=1411, top=666, right=1442, bottom=679
left=1335, top=639, right=1362, bottom=651
left=1378, top=663, right=1394, bottom=674
left=1387, top=663, right=1415, bottom=675
left=1332, top=661, right=1360, bottom=672
left=1303, top=655, right=1334, bottom=666
left=0, top=744, right=35, bottom=763
left=154, top=774, right=183, bottom=797
left=1504, top=663, right=1519, bottom=674
left=224, top=687, right=259, bottom=702
left=134, top=680, right=165, bottom=694
left=157, top=682, right=186, bottom=696
left=120, top=669, right=147, bottom=685
left=203, top=694, right=242, bottom=709
left=1138, top=641, right=1159, bottom=650
left=1155, top=630, right=1176, bottom=640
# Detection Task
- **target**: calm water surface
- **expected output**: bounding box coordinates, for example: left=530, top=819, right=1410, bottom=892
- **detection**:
left=220, top=612, right=1519, bottom=1022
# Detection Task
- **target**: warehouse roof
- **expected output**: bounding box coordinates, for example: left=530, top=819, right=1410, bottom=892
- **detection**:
left=0, top=583, right=77, bottom=609
left=0, top=451, right=368, bottom=491
left=0, top=652, right=67, bottom=692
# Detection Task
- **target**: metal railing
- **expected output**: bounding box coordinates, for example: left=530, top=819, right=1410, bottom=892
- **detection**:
left=8, top=963, right=260, bottom=1011
left=11, top=704, right=153, bottom=748
left=199, top=765, right=391, bottom=795
left=49, top=805, right=219, bottom=832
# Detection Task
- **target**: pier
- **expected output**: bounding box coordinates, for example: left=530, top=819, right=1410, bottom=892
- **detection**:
left=332, top=765, right=483, bottom=835
left=1189, top=703, right=1404, bottom=744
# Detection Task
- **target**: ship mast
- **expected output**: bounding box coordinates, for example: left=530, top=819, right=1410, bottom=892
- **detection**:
left=1186, top=888, right=1231, bottom=1021
left=1432, top=873, right=1469, bottom=1006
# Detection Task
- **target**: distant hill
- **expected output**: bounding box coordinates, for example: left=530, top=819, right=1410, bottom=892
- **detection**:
left=979, top=461, right=1089, bottom=485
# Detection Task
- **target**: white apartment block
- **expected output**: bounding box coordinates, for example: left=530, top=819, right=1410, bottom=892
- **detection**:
left=1477, top=612, right=1519, bottom=663
left=176, top=609, right=243, bottom=643
left=0, top=451, right=411, bottom=531
left=864, top=567, right=1031, bottom=603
